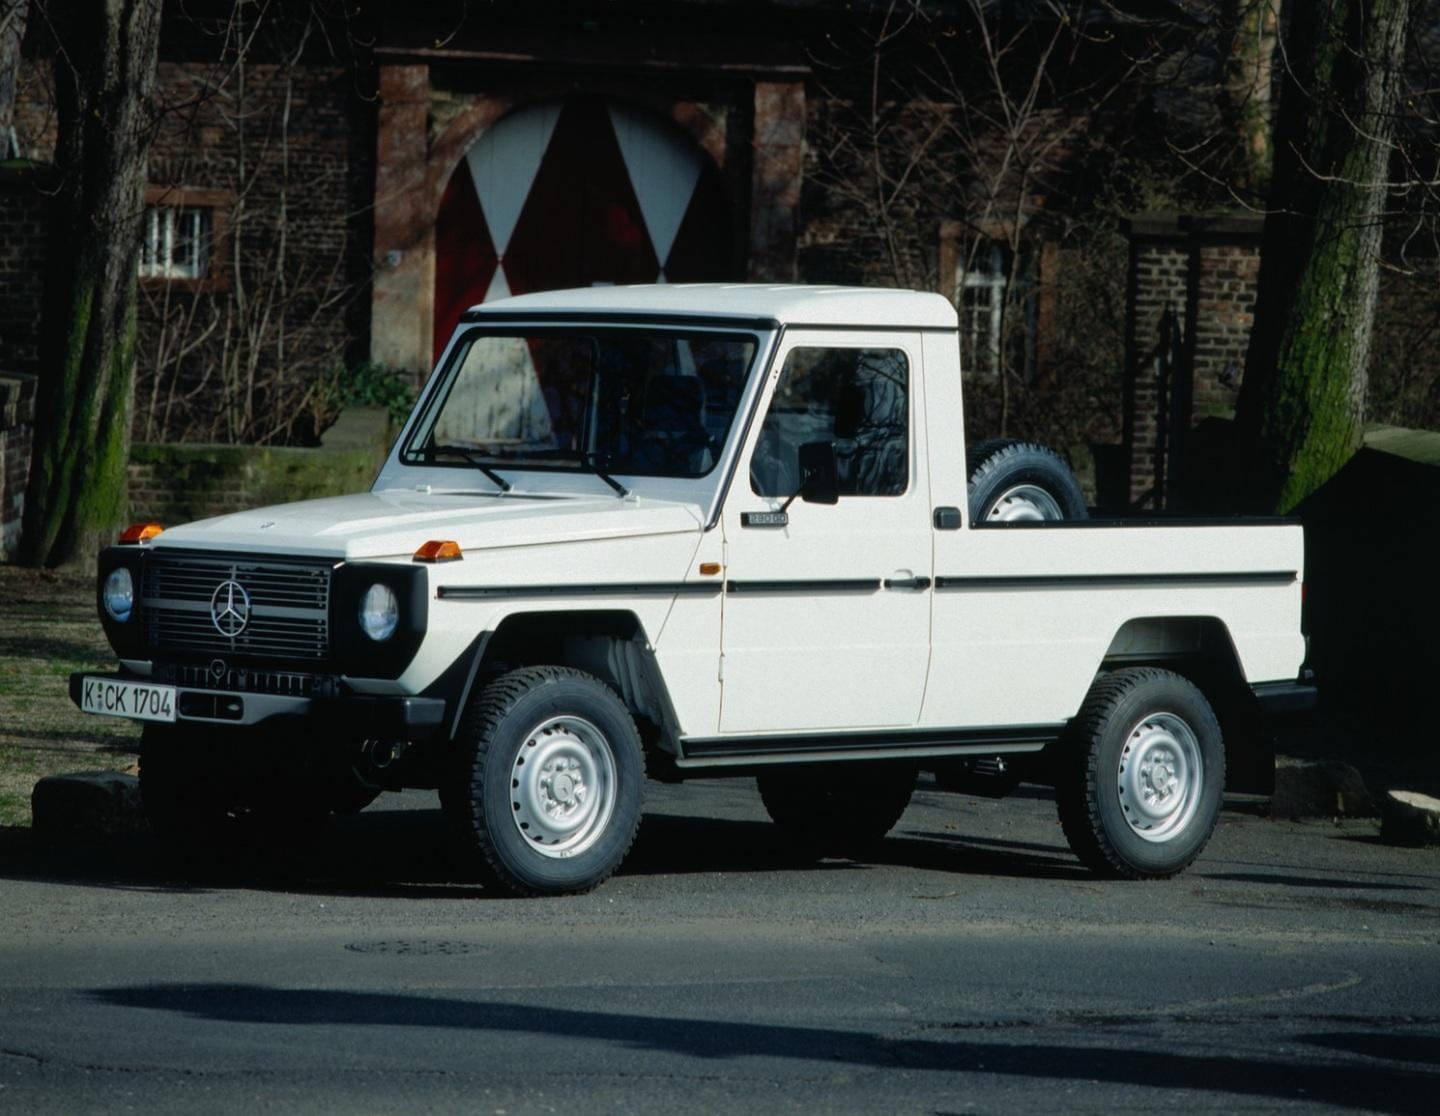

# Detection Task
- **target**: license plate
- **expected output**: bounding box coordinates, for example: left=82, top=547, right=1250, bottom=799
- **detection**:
left=79, top=677, right=177, bottom=723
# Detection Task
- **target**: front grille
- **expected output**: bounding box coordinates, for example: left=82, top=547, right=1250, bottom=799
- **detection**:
left=142, top=551, right=336, bottom=663
left=158, top=661, right=340, bottom=698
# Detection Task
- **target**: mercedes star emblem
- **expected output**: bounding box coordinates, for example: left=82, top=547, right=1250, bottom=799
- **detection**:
left=210, top=579, right=251, bottom=638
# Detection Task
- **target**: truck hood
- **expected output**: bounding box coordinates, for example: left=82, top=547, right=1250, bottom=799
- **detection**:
left=150, top=489, right=703, bottom=560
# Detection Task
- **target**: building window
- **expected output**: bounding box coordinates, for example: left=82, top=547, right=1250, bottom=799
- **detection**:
left=139, top=206, right=212, bottom=280
left=940, top=223, right=1042, bottom=381
left=959, top=242, right=1008, bottom=378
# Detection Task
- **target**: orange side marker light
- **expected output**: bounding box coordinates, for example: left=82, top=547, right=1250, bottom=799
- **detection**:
left=118, top=522, right=164, bottom=544
left=414, top=539, right=463, bottom=562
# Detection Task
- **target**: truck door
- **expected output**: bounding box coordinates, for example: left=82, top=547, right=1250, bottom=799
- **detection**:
left=718, top=333, right=932, bottom=733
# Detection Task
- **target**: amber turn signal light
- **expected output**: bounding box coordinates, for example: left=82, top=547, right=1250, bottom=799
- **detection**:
left=414, top=539, right=463, bottom=562
left=118, top=522, right=164, bottom=544
left=698, top=562, right=722, bottom=576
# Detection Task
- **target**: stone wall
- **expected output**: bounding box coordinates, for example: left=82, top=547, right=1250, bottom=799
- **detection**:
left=0, top=373, right=35, bottom=559
left=126, top=408, right=392, bottom=526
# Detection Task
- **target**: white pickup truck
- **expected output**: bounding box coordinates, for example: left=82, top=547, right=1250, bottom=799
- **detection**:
left=73, top=285, right=1313, bottom=894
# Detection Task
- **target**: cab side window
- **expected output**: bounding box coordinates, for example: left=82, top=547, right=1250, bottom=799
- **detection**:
left=750, top=347, right=909, bottom=498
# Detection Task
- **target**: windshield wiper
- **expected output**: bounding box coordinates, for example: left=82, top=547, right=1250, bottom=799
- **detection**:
left=417, top=444, right=512, bottom=493
left=580, top=452, right=629, bottom=499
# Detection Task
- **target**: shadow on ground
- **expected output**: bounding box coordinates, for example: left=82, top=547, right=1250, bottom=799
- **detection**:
left=0, top=786, right=1095, bottom=899
left=83, top=981, right=1439, bottom=1113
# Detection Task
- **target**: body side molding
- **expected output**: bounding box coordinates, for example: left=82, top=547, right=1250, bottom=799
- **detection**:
left=933, top=571, right=1297, bottom=591
left=677, top=723, right=1064, bottom=767
left=438, top=582, right=722, bottom=601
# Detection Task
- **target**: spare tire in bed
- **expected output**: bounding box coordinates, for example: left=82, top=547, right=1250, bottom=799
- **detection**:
left=967, top=438, right=1088, bottom=523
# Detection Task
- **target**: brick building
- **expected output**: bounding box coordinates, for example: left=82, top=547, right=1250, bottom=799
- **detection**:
left=2, top=0, right=1437, bottom=541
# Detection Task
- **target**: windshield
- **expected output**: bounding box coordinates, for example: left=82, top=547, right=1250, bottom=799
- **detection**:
left=402, top=328, right=759, bottom=480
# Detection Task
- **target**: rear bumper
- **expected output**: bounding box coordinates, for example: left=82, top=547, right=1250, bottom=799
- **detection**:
left=1251, top=673, right=1318, bottom=719
left=70, top=672, right=447, bottom=739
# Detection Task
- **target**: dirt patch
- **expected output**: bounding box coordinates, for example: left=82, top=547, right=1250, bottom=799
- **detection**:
left=0, top=564, right=140, bottom=826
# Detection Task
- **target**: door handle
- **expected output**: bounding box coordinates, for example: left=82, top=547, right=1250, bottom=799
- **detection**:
left=882, top=576, right=932, bottom=591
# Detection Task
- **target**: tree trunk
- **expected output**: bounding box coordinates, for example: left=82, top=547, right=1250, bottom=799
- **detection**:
left=19, top=0, right=162, bottom=567
left=0, top=0, right=28, bottom=158
left=1221, top=0, right=1279, bottom=195
left=1234, top=0, right=1411, bottom=514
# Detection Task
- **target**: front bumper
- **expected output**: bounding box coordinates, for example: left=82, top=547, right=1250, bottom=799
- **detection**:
left=70, top=672, right=447, bottom=739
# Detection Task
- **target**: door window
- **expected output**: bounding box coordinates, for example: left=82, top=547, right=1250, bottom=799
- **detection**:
left=749, top=347, right=909, bottom=498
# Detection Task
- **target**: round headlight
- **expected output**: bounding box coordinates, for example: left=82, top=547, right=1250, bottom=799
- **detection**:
left=103, top=567, right=134, bottom=623
left=359, top=582, right=399, bottom=642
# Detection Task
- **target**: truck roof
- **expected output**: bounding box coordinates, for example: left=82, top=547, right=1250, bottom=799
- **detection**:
left=464, top=284, right=959, bottom=330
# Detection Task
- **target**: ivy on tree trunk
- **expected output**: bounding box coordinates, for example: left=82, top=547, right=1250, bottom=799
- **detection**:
left=19, top=0, right=162, bottom=567
left=1234, top=0, right=1412, bottom=514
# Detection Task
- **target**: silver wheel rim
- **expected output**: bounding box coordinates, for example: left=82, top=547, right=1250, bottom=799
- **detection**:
left=1116, top=711, right=1203, bottom=843
left=509, top=715, right=617, bottom=858
left=985, top=483, right=1064, bottom=521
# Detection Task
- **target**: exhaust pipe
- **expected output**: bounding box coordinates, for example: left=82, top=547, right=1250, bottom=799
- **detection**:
left=361, top=738, right=409, bottom=770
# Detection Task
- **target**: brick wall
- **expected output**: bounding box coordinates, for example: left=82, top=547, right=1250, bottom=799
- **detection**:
left=0, top=373, right=36, bottom=559
left=1192, top=240, right=1258, bottom=421
left=136, top=58, right=373, bottom=445
left=8, top=43, right=374, bottom=449
left=1124, top=225, right=1189, bottom=506
left=1123, top=215, right=1262, bottom=509
left=0, top=169, right=47, bottom=375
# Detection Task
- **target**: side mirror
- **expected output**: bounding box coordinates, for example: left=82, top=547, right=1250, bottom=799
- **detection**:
left=796, top=441, right=840, bottom=506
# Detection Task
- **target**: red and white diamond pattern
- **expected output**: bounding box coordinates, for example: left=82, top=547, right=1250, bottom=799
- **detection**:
left=434, top=98, right=731, bottom=361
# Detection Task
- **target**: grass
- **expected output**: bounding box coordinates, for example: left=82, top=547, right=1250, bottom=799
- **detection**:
left=0, top=563, right=141, bottom=826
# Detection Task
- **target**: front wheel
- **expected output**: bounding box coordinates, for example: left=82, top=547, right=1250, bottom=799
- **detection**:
left=445, top=667, right=645, bottom=896
left=1057, top=668, right=1224, bottom=879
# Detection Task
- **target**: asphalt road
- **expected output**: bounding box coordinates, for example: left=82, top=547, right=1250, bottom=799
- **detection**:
left=1, top=776, right=1437, bottom=1114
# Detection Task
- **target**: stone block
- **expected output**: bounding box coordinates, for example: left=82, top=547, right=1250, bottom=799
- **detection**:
left=1381, top=790, right=1440, bottom=847
left=1270, top=758, right=1376, bottom=819
left=31, top=771, right=146, bottom=842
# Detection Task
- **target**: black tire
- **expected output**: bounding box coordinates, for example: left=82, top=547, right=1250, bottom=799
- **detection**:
left=757, top=763, right=915, bottom=859
left=139, top=723, right=329, bottom=850
left=1056, top=668, right=1225, bottom=879
left=445, top=666, right=646, bottom=896
left=967, top=438, right=1088, bottom=523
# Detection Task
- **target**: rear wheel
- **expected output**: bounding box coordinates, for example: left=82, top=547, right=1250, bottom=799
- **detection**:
left=444, top=666, right=646, bottom=896
left=757, top=763, right=915, bottom=859
left=1056, top=668, right=1224, bottom=879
